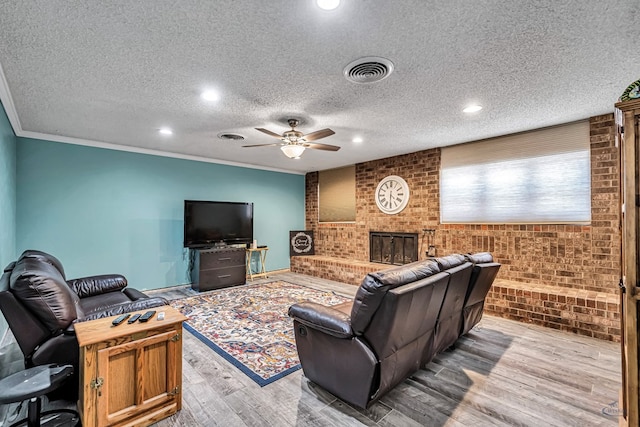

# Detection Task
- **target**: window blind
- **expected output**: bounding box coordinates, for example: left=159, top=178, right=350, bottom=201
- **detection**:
left=319, top=165, right=356, bottom=222
left=440, top=121, right=591, bottom=224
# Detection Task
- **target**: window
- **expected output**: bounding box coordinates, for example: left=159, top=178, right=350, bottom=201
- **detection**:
left=440, top=121, right=591, bottom=224
left=319, top=165, right=356, bottom=222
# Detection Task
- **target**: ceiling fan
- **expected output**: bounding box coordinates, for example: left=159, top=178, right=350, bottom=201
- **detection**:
left=243, top=119, right=340, bottom=159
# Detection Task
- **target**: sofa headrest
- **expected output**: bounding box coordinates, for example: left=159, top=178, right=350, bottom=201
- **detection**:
left=464, top=252, right=494, bottom=264
left=350, top=259, right=440, bottom=335
left=20, top=250, right=66, bottom=279
left=368, top=259, right=441, bottom=287
left=435, top=254, right=466, bottom=270
left=9, top=255, right=82, bottom=332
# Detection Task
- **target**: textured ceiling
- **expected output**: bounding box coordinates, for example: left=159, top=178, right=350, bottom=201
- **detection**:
left=0, top=1, right=638, bottom=174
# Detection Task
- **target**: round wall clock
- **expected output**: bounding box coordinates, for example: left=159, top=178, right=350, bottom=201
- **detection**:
left=375, top=175, right=410, bottom=214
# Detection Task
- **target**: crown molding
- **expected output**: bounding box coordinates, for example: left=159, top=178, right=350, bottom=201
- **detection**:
left=18, top=130, right=304, bottom=175
left=0, top=61, right=22, bottom=134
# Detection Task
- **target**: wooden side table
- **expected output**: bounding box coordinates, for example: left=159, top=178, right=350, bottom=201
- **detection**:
left=75, top=306, right=187, bottom=427
left=246, top=247, right=268, bottom=280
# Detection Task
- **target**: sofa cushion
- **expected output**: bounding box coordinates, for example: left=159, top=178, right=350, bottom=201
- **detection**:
left=350, top=259, right=440, bottom=335
left=9, top=256, right=83, bottom=332
left=79, top=291, right=136, bottom=315
left=464, top=252, right=494, bottom=264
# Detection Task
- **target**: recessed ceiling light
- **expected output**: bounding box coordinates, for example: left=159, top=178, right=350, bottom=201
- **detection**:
left=317, top=0, right=340, bottom=10
left=159, top=128, right=173, bottom=135
left=463, top=105, right=483, bottom=113
left=353, top=137, right=363, bottom=143
left=201, top=90, right=220, bottom=102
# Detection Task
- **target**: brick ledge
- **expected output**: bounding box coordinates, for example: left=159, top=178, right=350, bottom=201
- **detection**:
left=290, top=256, right=621, bottom=342
left=486, top=279, right=620, bottom=341
left=290, top=255, right=391, bottom=286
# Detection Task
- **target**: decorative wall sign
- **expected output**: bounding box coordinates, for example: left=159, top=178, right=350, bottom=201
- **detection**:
left=289, top=230, right=315, bottom=256
left=375, top=175, right=410, bottom=214
left=620, top=79, right=640, bottom=102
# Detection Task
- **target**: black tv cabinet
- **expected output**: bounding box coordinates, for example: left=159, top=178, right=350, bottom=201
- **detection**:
left=190, top=247, right=246, bottom=292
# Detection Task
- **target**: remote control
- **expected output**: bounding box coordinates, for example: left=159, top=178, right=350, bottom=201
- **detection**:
left=138, top=310, right=156, bottom=322
left=127, top=313, right=141, bottom=324
left=112, top=313, right=130, bottom=326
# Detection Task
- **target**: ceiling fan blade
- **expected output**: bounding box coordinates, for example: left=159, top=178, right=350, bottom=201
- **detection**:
left=304, top=142, right=341, bottom=151
left=255, top=128, right=284, bottom=139
left=242, top=143, right=282, bottom=148
left=301, top=128, right=335, bottom=142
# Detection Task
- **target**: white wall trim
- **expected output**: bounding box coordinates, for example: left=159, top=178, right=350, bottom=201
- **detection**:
left=0, top=62, right=22, bottom=135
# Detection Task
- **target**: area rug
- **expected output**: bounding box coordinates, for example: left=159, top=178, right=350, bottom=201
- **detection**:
left=170, top=281, right=351, bottom=386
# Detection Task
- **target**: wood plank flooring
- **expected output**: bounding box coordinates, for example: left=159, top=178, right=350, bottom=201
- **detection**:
left=0, top=272, right=622, bottom=426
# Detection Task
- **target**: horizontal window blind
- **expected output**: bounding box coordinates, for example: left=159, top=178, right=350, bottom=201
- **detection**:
left=441, top=121, right=591, bottom=224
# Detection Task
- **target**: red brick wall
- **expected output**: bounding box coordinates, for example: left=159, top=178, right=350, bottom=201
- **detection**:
left=305, top=115, right=620, bottom=294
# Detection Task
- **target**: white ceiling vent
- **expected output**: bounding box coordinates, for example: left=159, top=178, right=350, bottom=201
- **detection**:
left=343, top=57, right=394, bottom=84
left=217, top=133, right=245, bottom=141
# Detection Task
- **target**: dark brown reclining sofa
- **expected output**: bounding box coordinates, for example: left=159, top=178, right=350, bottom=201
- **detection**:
left=0, top=250, right=168, bottom=396
left=288, top=252, right=500, bottom=409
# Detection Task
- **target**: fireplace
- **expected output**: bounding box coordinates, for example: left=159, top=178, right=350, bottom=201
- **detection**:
left=369, top=232, right=419, bottom=265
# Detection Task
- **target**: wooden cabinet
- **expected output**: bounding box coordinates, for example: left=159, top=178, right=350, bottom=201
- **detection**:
left=191, top=247, right=246, bottom=291
left=615, top=98, right=640, bottom=427
left=75, top=306, right=187, bottom=427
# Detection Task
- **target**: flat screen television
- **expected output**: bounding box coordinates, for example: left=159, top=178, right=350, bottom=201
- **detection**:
left=183, top=200, right=253, bottom=248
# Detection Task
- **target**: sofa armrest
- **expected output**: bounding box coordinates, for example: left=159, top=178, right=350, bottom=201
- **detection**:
left=123, top=288, right=149, bottom=301
left=77, top=298, right=169, bottom=322
left=67, top=274, right=128, bottom=298
left=288, top=301, right=354, bottom=339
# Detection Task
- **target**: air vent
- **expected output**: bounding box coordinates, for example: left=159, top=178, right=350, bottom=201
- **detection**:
left=217, top=133, right=245, bottom=141
left=343, top=56, right=394, bottom=84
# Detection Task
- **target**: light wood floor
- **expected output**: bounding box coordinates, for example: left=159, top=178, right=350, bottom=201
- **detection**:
left=0, top=272, right=622, bottom=426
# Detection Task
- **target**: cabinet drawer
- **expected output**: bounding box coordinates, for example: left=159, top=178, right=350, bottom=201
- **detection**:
left=196, top=266, right=246, bottom=291
left=199, top=249, right=245, bottom=268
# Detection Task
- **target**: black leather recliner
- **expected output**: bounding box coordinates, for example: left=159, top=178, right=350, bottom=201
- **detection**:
left=0, top=250, right=168, bottom=396
left=289, top=258, right=451, bottom=408
left=288, top=252, right=499, bottom=409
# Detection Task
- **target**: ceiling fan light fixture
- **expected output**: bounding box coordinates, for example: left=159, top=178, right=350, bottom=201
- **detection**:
left=281, top=144, right=305, bottom=159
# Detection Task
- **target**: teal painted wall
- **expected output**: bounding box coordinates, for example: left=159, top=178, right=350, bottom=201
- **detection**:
left=16, top=138, right=304, bottom=290
left=0, top=102, right=16, bottom=269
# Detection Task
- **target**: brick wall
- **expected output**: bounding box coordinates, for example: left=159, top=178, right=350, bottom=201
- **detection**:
left=299, top=115, right=621, bottom=340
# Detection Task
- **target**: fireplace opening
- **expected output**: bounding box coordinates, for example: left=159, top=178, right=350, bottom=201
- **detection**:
left=370, top=231, right=419, bottom=265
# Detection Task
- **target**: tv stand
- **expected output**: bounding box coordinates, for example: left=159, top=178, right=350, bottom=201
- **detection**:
left=190, top=247, right=246, bottom=292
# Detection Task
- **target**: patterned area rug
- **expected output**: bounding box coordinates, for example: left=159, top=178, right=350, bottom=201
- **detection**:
left=170, top=281, right=351, bottom=386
